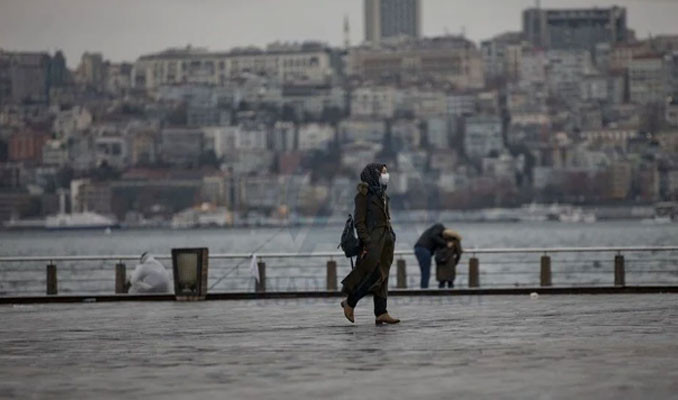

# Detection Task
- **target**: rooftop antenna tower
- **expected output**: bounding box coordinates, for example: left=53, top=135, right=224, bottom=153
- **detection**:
left=343, top=15, right=351, bottom=49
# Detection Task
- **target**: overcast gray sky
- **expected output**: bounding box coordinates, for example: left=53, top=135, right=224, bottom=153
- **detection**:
left=1, top=0, right=677, bottom=67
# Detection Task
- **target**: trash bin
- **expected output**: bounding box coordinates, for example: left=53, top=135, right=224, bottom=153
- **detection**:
left=171, top=248, right=209, bottom=300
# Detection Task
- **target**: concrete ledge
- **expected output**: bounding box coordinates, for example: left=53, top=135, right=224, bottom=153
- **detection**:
left=2, top=286, right=678, bottom=304
left=0, top=294, right=177, bottom=304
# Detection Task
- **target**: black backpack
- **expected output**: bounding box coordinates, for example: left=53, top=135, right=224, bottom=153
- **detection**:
left=338, top=214, right=362, bottom=268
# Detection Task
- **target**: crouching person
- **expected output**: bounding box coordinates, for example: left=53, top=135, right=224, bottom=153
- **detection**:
left=127, top=252, right=171, bottom=294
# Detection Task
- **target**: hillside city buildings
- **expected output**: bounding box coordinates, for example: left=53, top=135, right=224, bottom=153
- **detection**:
left=1, top=4, right=678, bottom=226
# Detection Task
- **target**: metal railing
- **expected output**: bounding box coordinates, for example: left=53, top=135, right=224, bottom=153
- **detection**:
left=2, top=245, right=677, bottom=262
left=1, top=246, right=677, bottom=296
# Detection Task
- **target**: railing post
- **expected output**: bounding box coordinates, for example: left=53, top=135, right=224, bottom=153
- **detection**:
left=256, top=261, right=266, bottom=293
left=396, top=259, right=407, bottom=288
left=468, top=257, right=479, bottom=288
left=614, top=254, right=625, bottom=287
left=540, top=255, right=552, bottom=287
left=115, top=262, right=127, bottom=293
left=46, top=263, right=57, bottom=295
left=326, top=260, right=337, bottom=291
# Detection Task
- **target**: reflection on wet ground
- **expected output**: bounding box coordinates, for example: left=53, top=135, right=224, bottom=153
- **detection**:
left=1, top=294, right=677, bottom=399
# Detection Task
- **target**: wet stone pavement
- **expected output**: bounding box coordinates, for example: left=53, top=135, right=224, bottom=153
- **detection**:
left=1, top=294, right=677, bottom=399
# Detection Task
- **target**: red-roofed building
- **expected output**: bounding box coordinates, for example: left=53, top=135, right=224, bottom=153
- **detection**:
left=8, top=130, right=50, bottom=163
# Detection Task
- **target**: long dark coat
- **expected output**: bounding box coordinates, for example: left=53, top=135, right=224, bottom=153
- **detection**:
left=341, top=182, right=395, bottom=299
left=435, top=239, right=462, bottom=282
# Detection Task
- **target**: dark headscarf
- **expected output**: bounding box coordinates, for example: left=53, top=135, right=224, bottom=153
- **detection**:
left=360, top=163, right=387, bottom=198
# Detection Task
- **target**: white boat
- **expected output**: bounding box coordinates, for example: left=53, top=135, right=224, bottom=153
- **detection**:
left=45, top=212, right=119, bottom=230
left=582, top=213, right=597, bottom=223
left=519, top=203, right=549, bottom=222
left=641, top=216, right=673, bottom=225
left=171, top=203, right=232, bottom=229
left=3, top=189, right=119, bottom=230
left=3, top=212, right=118, bottom=230
left=559, top=208, right=597, bottom=223
left=2, top=218, right=47, bottom=230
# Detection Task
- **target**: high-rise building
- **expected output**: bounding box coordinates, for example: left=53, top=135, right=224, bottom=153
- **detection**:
left=79, top=52, right=105, bottom=90
left=364, top=0, right=421, bottom=44
left=0, top=51, right=51, bottom=104
left=523, top=6, right=627, bottom=51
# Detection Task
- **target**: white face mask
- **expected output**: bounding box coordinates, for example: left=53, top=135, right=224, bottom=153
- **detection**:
left=379, top=172, right=390, bottom=186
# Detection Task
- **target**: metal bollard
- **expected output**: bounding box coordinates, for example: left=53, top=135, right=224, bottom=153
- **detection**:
left=614, top=254, right=625, bottom=286
left=46, top=263, right=57, bottom=295
left=396, top=259, right=407, bottom=288
left=115, top=263, right=127, bottom=293
left=255, top=261, right=266, bottom=293
left=540, top=255, right=552, bottom=287
left=326, top=260, right=337, bottom=291
left=468, top=257, right=479, bottom=288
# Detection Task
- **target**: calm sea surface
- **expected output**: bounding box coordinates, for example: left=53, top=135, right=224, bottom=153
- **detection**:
left=1, top=220, right=677, bottom=295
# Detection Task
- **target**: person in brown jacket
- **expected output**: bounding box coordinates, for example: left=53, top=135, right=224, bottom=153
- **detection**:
left=340, top=163, right=400, bottom=325
left=435, top=230, right=463, bottom=288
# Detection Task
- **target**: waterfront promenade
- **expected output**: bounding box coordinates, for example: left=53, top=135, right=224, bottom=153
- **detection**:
left=1, top=294, right=677, bottom=399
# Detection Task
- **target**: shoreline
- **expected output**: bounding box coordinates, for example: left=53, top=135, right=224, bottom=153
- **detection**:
left=1, top=204, right=669, bottom=232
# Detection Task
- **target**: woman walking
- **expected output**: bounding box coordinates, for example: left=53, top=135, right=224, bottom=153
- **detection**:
left=340, top=163, right=400, bottom=325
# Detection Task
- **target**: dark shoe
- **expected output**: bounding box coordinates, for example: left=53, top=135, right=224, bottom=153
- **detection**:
left=341, top=300, right=354, bottom=323
left=375, top=313, right=400, bottom=325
